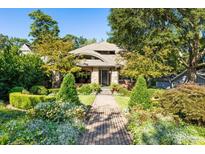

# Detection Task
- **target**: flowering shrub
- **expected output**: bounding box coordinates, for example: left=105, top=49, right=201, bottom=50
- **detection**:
left=31, top=101, right=87, bottom=123
left=0, top=118, right=83, bottom=145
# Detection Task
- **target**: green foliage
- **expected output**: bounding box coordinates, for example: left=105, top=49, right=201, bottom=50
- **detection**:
left=0, top=105, right=26, bottom=124
left=110, top=83, right=122, bottom=92
left=0, top=46, right=46, bottom=99
left=63, top=34, right=96, bottom=49
left=0, top=118, right=83, bottom=145
left=110, top=83, right=130, bottom=96
left=78, top=84, right=92, bottom=95
left=9, top=87, right=25, bottom=93
left=57, top=73, right=80, bottom=104
left=9, top=93, right=55, bottom=109
left=48, top=88, right=60, bottom=94
left=129, top=76, right=151, bottom=109
left=33, top=34, right=80, bottom=75
left=29, top=10, right=80, bottom=87
left=30, top=85, right=48, bottom=95
left=128, top=107, right=205, bottom=145
left=78, top=83, right=101, bottom=95
left=31, top=101, right=87, bottom=122
left=0, top=33, right=29, bottom=50
left=29, top=9, right=59, bottom=44
left=160, top=84, right=205, bottom=125
left=108, top=9, right=205, bottom=81
left=89, top=83, right=101, bottom=93
left=118, top=87, right=130, bottom=96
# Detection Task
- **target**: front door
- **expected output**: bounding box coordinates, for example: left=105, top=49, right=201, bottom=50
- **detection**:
left=99, top=70, right=110, bottom=86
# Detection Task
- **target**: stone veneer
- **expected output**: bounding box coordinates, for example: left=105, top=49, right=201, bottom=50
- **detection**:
left=111, top=70, right=119, bottom=84
left=91, top=68, right=99, bottom=83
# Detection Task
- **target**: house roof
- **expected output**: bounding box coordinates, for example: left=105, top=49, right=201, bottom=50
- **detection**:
left=19, top=44, right=31, bottom=52
left=70, top=41, right=125, bottom=67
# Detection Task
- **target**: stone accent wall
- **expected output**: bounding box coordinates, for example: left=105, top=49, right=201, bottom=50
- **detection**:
left=111, top=70, right=119, bottom=84
left=91, top=68, right=99, bottom=84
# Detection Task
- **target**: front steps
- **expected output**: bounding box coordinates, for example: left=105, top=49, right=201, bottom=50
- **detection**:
left=100, top=87, right=112, bottom=95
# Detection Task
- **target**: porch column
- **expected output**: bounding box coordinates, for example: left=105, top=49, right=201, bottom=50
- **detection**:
left=91, top=68, right=99, bottom=84
left=111, top=70, right=119, bottom=84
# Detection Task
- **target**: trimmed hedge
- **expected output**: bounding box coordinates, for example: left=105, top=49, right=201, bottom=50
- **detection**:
left=9, top=93, right=55, bottom=109
left=129, top=75, right=151, bottom=109
left=57, top=73, right=80, bottom=104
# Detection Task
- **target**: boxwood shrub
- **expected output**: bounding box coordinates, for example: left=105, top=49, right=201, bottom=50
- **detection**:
left=9, top=93, right=55, bottom=109
left=30, top=85, right=48, bottom=95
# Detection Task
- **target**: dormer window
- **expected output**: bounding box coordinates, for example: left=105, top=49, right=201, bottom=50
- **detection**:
left=95, top=50, right=115, bottom=55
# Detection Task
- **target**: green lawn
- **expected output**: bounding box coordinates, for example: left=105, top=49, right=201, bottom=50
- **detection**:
left=79, top=95, right=96, bottom=106
left=114, top=95, right=129, bottom=111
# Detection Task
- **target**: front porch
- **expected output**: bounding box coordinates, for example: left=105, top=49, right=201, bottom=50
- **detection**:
left=74, top=67, right=119, bottom=86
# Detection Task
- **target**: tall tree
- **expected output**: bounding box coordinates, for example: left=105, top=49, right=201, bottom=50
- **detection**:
left=29, top=10, right=80, bottom=87
left=63, top=34, right=96, bottom=49
left=29, top=9, right=59, bottom=44
left=0, top=33, right=29, bottom=49
left=33, top=34, right=80, bottom=87
left=108, top=9, right=205, bottom=82
left=0, top=45, right=45, bottom=99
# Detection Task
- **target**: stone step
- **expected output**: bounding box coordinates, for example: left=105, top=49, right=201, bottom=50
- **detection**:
left=100, top=87, right=112, bottom=95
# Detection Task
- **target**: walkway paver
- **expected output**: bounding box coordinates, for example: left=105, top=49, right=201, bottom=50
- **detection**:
left=79, top=94, right=132, bottom=145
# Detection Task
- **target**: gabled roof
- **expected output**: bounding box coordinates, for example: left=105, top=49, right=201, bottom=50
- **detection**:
left=70, top=41, right=125, bottom=67
left=19, top=44, right=31, bottom=52
left=70, top=41, right=124, bottom=53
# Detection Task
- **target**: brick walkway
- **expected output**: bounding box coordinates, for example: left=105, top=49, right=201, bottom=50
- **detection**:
left=79, top=95, right=132, bottom=145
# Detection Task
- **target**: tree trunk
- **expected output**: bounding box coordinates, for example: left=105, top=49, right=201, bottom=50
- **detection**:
left=187, top=43, right=197, bottom=83
left=51, top=71, right=62, bottom=88
left=187, top=67, right=197, bottom=83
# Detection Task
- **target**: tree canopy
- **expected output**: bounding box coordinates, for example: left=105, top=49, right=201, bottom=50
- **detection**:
left=108, top=9, right=205, bottom=81
left=0, top=33, right=29, bottom=50
left=0, top=45, right=45, bottom=99
left=63, top=34, right=96, bottom=49
left=29, top=10, right=81, bottom=87
left=29, top=9, right=60, bottom=44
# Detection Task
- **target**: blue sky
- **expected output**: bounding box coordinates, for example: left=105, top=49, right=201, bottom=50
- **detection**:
left=0, top=8, right=111, bottom=41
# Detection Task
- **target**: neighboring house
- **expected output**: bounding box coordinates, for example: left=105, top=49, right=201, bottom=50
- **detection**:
left=19, top=41, right=125, bottom=86
left=70, top=41, right=125, bottom=86
left=19, top=44, right=32, bottom=55
left=155, top=69, right=205, bottom=89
